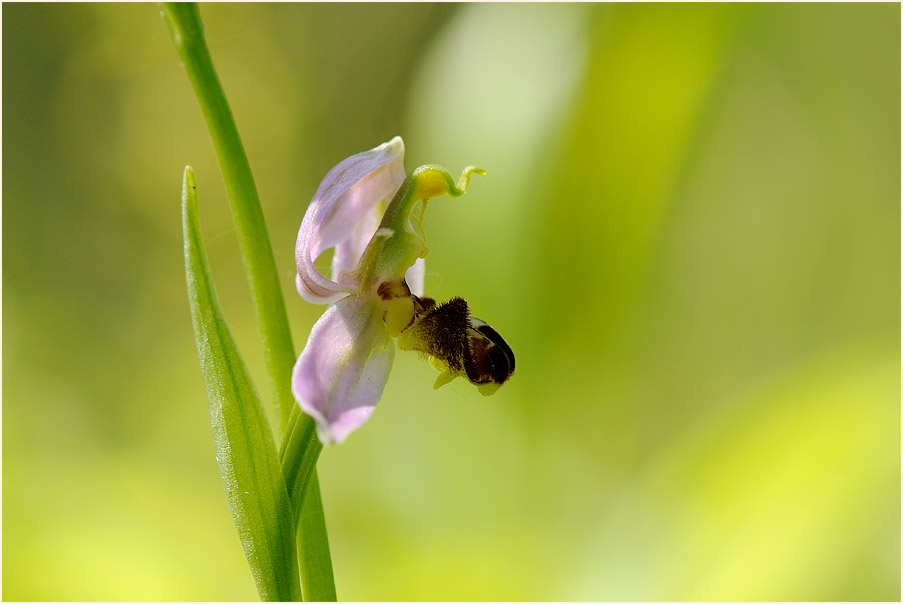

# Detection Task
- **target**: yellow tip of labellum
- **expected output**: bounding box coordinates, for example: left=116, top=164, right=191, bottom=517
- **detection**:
left=432, top=370, right=457, bottom=390
left=477, top=382, right=502, bottom=396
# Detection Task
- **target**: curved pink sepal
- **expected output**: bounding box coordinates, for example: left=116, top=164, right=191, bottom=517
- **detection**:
left=295, top=137, right=406, bottom=304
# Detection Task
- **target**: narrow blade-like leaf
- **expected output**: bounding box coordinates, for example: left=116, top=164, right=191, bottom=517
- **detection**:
left=182, top=166, right=303, bottom=602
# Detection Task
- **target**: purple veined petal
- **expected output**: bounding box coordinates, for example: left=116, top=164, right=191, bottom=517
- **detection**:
left=405, top=257, right=426, bottom=298
left=296, top=137, right=406, bottom=304
left=291, top=295, right=395, bottom=445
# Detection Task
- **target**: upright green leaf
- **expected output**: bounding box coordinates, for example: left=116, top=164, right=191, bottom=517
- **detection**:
left=182, top=166, right=303, bottom=602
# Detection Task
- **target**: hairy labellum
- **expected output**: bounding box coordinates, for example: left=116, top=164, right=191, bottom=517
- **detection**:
left=399, top=295, right=515, bottom=395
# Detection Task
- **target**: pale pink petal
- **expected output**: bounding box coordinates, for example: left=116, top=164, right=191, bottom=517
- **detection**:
left=291, top=296, right=395, bottom=445
left=295, top=137, right=406, bottom=304
left=331, top=201, right=382, bottom=286
left=405, top=257, right=426, bottom=297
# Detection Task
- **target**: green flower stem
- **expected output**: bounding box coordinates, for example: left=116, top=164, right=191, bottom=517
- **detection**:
left=280, top=408, right=335, bottom=602
left=163, top=4, right=335, bottom=601
left=162, top=2, right=295, bottom=431
left=280, top=407, right=322, bottom=518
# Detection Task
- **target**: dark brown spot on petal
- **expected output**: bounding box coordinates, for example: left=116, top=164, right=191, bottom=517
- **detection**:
left=377, top=279, right=411, bottom=301
left=418, top=296, right=437, bottom=312
left=411, top=295, right=437, bottom=318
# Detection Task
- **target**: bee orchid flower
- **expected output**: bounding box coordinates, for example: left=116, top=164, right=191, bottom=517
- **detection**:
left=292, top=137, right=513, bottom=445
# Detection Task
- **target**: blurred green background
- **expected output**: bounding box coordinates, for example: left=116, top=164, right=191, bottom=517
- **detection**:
left=3, top=3, right=900, bottom=601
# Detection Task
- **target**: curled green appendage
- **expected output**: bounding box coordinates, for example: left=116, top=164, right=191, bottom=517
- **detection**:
left=410, top=164, right=486, bottom=200
left=456, top=165, right=487, bottom=195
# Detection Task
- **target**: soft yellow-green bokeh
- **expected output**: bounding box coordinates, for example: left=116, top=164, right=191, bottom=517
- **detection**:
left=3, top=3, right=899, bottom=601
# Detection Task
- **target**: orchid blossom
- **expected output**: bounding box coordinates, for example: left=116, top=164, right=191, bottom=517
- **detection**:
left=292, top=137, right=514, bottom=445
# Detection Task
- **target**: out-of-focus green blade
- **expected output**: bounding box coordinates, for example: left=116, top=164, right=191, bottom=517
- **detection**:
left=181, top=166, right=303, bottom=602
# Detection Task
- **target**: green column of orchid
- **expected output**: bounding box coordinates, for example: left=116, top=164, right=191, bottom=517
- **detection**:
left=356, top=164, right=486, bottom=300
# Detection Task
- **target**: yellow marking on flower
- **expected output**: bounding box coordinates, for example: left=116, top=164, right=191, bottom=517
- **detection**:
left=375, top=279, right=415, bottom=336
left=429, top=356, right=457, bottom=389
left=382, top=296, right=414, bottom=336
left=433, top=369, right=457, bottom=390
left=411, top=165, right=486, bottom=202
left=412, top=168, right=450, bottom=200
left=429, top=355, right=448, bottom=372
